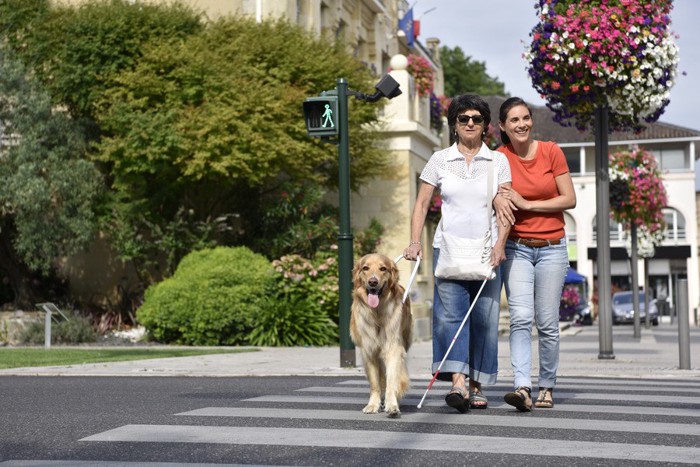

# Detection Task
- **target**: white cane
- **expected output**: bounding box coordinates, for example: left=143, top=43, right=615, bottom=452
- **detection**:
left=416, top=268, right=493, bottom=409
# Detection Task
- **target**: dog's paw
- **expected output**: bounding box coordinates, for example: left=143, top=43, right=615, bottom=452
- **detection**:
left=362, top=403, right=381, bottom=414
left=385, top=405, right=401, bottom=418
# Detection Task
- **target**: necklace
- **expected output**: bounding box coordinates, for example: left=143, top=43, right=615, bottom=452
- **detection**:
left=458, top=145, right=480, bottom=157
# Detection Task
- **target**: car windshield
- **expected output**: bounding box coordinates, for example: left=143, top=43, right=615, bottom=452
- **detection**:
left=613, top=292, right=646, bottom=305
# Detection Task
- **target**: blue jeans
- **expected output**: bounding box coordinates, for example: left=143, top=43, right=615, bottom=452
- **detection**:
left=432, top=248, right=501, bottom=385
left=502, top=239, right=569, bottom=390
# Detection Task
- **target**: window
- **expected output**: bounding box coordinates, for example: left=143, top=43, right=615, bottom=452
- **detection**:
left=651, top=148, right=687, bottom=171
left=562, top=147, right=581, bottom=175
left=591, top=217, right=625, bottom=242
left=663, top=208, right=686, bottom=242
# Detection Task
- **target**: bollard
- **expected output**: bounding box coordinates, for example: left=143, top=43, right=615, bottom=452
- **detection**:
left=44, top=308, right=51, bottom=349
left=676, top=279, right=691, bottom=370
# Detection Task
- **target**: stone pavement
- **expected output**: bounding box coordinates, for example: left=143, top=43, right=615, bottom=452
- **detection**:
left=1, top=321, right=698, bottom=380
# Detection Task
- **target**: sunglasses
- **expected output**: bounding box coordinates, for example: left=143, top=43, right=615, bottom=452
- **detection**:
left=457, top=114, right=485, bottom=125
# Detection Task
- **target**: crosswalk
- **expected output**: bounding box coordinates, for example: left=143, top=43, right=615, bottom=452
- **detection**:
left=76, top=376, right=700, bottom=465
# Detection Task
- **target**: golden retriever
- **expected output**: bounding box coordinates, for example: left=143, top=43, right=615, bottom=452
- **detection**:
left=350, top=253, right=412, bottom=417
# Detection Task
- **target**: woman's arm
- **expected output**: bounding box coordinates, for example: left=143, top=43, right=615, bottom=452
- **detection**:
left=404, top=182, right=434, bottom=260
left=498, top=172, right=576, bottom=212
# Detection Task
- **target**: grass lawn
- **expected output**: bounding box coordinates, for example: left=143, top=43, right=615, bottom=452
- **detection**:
left=0, top=347, right=258, bottom=369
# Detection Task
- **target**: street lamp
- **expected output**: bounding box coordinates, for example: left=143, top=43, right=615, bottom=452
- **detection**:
left=303, top=75, right=401, bottom=367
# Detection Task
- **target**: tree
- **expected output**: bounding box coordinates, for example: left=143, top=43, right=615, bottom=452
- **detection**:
left=0, top=0, right=203, bottom=125
left=440, top=46, right=507, bottom=98
left=1, top=2, right=389, bottom=290
left=0, top=52, right=102, bottom=307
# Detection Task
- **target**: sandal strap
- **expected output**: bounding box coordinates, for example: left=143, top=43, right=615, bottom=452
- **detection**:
left=536, top=388, right=553, bottom=402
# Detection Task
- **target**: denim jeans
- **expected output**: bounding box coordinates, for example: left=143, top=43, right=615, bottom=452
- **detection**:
left=502, top=239, right=569, bottom=390
left=432, top=248, right=502, bottom=385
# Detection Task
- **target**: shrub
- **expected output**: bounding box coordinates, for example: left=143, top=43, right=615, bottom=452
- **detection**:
left=19, top=311, right=97, bottom=345
left=273, top=253, right=339, bottom=325
left=248, top=295, right=337, bottom=346
left=136, top=246, right=276, bottom=345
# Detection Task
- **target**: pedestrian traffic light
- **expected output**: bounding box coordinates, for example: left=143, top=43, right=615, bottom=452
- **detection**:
left=302, top=96, right=339, bottom=137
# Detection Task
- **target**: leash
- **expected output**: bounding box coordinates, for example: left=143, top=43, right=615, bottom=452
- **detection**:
left=416, top=267, right=493, bottom=409
left=394, top=254, right=421, bottom=304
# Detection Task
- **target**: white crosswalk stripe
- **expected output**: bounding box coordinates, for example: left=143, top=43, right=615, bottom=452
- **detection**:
left=74, top=376, right=700, bottom=465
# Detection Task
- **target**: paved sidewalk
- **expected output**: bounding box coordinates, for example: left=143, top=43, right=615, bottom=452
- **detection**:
left=1, top=322, right=698, bottom=379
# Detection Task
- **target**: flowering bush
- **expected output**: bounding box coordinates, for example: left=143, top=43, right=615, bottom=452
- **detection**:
left=560, top=284, right=582, bottom=320
left=272, top=253, right=339, bottom=324
left=609, top=147, right=667, bottom=242
left=526, top=0, right=679, bottom=131
left=427, top=192, right=442, bottom=223
left=407, top=54, right=435, bottom=97
left=430, top=93, right=443, bottom=133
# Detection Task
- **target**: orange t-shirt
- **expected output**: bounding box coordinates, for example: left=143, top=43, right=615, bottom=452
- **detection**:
left=497, top=141, right=569, bottom=240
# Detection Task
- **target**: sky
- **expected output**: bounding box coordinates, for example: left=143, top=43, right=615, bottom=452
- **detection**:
left=414, top=0, right=699, bottom=131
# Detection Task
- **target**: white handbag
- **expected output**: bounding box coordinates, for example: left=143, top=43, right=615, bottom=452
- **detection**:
left=434, top=159, right=495, bottom=281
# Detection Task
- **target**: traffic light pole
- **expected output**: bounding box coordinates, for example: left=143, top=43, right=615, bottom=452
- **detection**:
left=336, top=78, right=355, bottom=368
left=303, top=74, right=401, bottom=369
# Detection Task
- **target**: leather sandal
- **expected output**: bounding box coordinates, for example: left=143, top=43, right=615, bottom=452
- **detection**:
left=504, top=386, right=532, bottom=412
left=535, top=387, right=554, bottom=408
left=469, top=382, right=488, bottom=409
left=445, top=385, right=469, bottom=413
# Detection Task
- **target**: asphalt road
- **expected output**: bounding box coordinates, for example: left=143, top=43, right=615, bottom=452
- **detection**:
left=2, top=374, right=699, bottom=466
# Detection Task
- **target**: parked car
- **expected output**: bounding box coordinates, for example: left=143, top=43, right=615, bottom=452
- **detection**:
left=611, top=291, right=659, bottom=325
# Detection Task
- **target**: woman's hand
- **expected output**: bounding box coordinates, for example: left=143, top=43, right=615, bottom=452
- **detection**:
left=498, top=185, right=528, bottom=210
left=494, top=191, right=516, bottom=226
left=404, top=242, right=422, bottom=261
left=491, top=243, right=506, bottom=267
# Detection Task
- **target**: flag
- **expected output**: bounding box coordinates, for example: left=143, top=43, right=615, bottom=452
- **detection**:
left=398, top=8, right=414, bottom=48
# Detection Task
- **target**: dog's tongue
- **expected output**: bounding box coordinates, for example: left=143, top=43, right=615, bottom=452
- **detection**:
left=368, top=293, right=380, bottom=308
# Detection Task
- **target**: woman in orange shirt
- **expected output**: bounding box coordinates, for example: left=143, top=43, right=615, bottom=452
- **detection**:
left=494, top=97, right=576, bottom=411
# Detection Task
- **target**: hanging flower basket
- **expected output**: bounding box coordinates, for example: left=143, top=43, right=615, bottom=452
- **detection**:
left=526, top=0, right=679, bottom=131
left=406, top=54, right=435, bottom=97
left=609, top=147, right=667, bottom=244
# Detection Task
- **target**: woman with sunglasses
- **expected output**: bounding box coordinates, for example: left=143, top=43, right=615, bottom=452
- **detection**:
left=494, top=97, right=576, bottom=411
left=403, top=94, right=511, bottom=412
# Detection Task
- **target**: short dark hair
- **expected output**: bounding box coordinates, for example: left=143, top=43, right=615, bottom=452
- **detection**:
left=498, top=97, right=532, bottom=145
left=447, top=94, right=491, bottom=142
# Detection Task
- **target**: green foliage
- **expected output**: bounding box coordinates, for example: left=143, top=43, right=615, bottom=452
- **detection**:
left=440, top=46, right=507, bottom=98
left=256, top=183, right=337, bottom=259
left=354, top=218, right=385, bottom=257
left=0, top=0, right=203, bottom=122
left=136, top=247, right=276, bottom=345
left=272, top=253, right=339, bottom=324
left=248, top=295, right=338, bottom=346
left=19, top=312, right=97, bottom=345
left=0, top=52, right=102, bottom=276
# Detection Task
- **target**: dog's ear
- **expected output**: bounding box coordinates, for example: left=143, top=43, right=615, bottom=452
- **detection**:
left=389, top=259, right=401, bottom=293
left=352, top=255, right=366, bottom=288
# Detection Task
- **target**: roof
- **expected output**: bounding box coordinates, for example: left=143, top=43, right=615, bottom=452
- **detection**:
left=483, top=95, right=700, bottom=145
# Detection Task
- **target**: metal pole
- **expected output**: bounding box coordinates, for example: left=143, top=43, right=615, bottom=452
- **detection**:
left=44, top=309, right=51, bottom=349
left=676, top=278, right=691, bottom=369
left=644, top=257, right=651, bottom=329
left=594, top=106, right=614, bottom=359
left=631, top=225, right=641, bottom=338
left=337, top=78, right=355, bottom=368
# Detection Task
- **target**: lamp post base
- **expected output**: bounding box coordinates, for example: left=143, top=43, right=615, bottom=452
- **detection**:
left=340, top=349, right=356, bottom=368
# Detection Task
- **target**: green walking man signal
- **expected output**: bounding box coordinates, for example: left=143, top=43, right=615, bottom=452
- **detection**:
left=302, top=96, right=339, bottom=137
